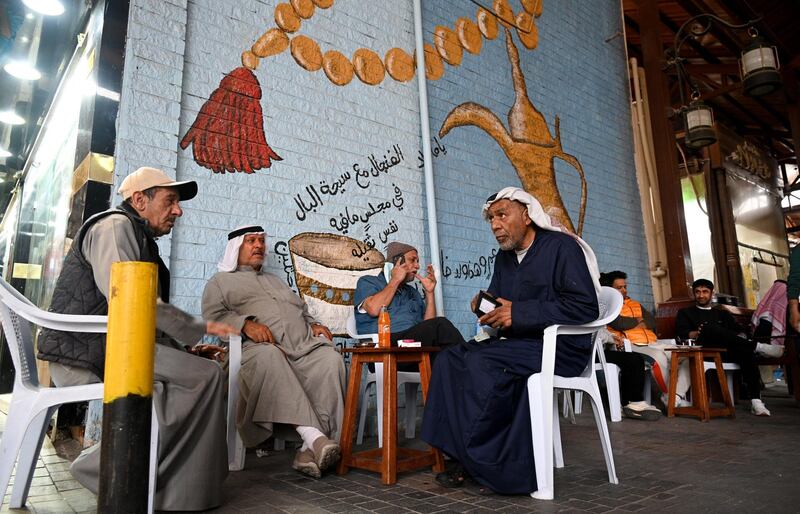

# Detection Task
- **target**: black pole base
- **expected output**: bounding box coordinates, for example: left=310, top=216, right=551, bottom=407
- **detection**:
left=98, top=394, right=153, bottom=513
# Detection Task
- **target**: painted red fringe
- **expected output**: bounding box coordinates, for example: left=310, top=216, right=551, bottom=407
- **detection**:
left=180, top=67, right=282, bottom=174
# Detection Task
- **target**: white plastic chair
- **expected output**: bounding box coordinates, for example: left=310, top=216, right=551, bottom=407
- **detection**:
left=528, top=286, right=624, bottom=500
left=345, top=310, right=420, bottom=446
left=702, top=361, right=740, bottom=402
left=0, top=278, right=159, bottom=511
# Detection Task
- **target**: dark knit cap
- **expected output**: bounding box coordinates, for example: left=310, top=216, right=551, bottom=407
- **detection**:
left=386, top=242, right=416, bottom=263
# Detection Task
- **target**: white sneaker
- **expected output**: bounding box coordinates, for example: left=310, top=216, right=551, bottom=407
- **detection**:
left=755, top=343, right=784, bottom=359
left=661, top=393, right=691, bottom=408
left=622, top=401, right=662, bottom=421
left=751, top=399, right=770, bottom=417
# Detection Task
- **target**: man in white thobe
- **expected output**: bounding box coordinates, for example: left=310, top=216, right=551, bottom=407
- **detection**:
left=202, top=226, right=346, bottom=478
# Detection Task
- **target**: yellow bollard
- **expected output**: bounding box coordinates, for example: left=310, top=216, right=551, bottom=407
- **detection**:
left=98, top=262, right=158, bottom=514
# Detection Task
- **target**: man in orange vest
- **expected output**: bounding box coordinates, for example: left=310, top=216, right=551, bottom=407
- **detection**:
left=600, top=271, right=692, bottom=408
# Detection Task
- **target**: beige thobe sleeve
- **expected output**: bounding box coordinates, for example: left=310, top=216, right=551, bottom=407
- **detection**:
left=200, top=277, right=250, bottom=332
left=82, top=214, right=206, bottom=345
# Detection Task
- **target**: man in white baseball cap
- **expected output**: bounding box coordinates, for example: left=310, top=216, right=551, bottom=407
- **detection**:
left=38, top=166, right=234, bottom=511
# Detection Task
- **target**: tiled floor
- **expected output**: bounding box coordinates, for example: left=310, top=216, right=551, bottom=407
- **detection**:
left=2, top=384, right=799, bottom=513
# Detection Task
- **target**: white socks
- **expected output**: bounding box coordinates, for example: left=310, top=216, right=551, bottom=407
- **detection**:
left=296, top=425, right=325, bottom=451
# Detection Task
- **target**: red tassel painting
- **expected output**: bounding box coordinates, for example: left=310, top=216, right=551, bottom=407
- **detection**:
left=180, top=67, right=282, bottom=174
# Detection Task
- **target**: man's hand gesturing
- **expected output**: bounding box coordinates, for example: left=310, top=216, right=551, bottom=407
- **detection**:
left=243, top=319, right=275, bottom=344
left=417, top=264, right=437, bottom=293
left=311, top=323, right=333, bottom=341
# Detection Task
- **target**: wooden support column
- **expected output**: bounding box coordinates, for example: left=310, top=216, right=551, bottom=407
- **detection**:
left=637, top=0, right=693, bottom=299
left=785, top=69, right=800, bottom=166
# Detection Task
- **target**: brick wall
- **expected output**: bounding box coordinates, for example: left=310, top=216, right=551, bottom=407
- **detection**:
left=114, top=0, right=652, bottom=332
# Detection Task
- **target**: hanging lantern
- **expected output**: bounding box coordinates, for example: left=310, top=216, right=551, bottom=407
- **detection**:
left=684, top=100, right=715, bottom=149
left=740, top=33, right=781, bottom=97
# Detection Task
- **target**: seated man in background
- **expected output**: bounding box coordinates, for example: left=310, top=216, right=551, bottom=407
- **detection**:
left=676, top=278, right=783, bottom=416
left=601, top=270, right=692, bottom=409
left=202, top=226, right=346, bottom=479
left=422, top=187, right=600, bottom=496
left=354, top=241, right=465, bottom=367
left=37, top=167, right=234, bottom=512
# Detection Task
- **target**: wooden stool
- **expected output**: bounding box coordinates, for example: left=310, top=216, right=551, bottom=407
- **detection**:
left=667, top=347, right=736, bottom=422
left=337, top=347, right=445, bottom=485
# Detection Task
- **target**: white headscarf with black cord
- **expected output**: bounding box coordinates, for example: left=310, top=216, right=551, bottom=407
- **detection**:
left=482, top=187, right=601, bottom=296
left=217, top=225, right=266, bottom=272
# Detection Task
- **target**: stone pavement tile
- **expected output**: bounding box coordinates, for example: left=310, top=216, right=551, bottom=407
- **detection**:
left=32, top=466, right=50, bottom=477
left=54, top=479, right=84, bottom=492
left=27, top=484, right=58, bottom=497
left=29, top=475, right=55, bottom=487
left=48, top=471, right=73, bottom=482
left=43, top=462, right=71, bottom=472
left=28, top=498, right=76, bottom=513
left=373, top=506, right=413, bottom=513
left=40, top=454, right=65, bottom=464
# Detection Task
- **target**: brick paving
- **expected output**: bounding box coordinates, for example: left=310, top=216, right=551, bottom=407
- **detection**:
left=2, top=384, right=799, bottom=513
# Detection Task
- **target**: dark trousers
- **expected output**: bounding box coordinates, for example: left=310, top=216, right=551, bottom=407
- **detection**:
left=697, top=322, right=761, bottom=399
left=603, top=350, right=646, bottom=405
left=389, top=317, right=466, bottom=371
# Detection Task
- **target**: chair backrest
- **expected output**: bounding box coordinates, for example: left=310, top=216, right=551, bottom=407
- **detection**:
left=0, top=279, right=40, bottom=389
left=346, top=307, right=378, bottom=342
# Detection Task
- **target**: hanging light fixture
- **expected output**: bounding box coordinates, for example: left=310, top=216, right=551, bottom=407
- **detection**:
left=684, top=95, right=716, bottom=149
left=22, top=0, right=65, bottom=16
left=0, top=110, right=25, bottom=125
left=667, top=14, right=781, bottom=150
left=740, top=29, right=781, bottom=97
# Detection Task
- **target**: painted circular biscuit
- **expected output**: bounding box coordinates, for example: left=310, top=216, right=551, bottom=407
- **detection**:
left=385, top=48, right=415, bottom=82
left=241, top=50, right=259, bottom=70
left=323, top=50, right=354, bottom=85
left=477, top=7, right=498, bottom=40
left=290, top=35, right=323, bottom=71
left=516, top=12, right=538, bottom=49
left=434, top=25, right=463, bottom=66
left=523, top=0, right=543, bottom=17
left=456, top=17, right=482, bottom=55
left=353, top=48, right=385, bottom=85
left=494, top=0, right=513, bottom=28
left=252, top=28, right=290, bottom=58
left=312, top=0, right=333, bottom=7
left=275, top=3, right=301, bottom=33
left=423, top=43, right=443, bottom=80
left=290, top=0, right=315, bottom=19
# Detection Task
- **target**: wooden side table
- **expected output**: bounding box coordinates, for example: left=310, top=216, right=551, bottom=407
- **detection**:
left=667, top=346, right=736, bottom=422
left=337, top=347, right=445, bottom=485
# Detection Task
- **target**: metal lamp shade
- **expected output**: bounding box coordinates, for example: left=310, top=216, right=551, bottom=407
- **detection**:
left=684, top=102, right=716, bottom=149
left=740, top=39, right=782, bottom=97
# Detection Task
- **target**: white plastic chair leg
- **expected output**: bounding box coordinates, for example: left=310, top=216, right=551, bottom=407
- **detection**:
left=375, top=363, right=384, bottom=448
left=403, top=382, right=418, bottom=438
left=603, top=364, right=622, bottom=423
left=0, top=399, right=35, bottom=503
left=586, top=383, right=618, bottom=484
left=527, top=375, right=554, bottom=500
left=9, top=408, right=52, bottom=508
left=573, top=391, right=583, bottom=415
left=727, top=374, right=735, bottom=401
left=356, top=370, right=372, bottom=444
left=147, top=404, right=159, bottom=514
left=552, top=395, right=564, bottom=469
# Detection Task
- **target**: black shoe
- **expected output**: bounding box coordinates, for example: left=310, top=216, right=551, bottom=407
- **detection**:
left=435, top=463, right=469, bottom=488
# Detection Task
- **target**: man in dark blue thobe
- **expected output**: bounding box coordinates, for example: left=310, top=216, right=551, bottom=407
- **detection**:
left=421, top=187, right=600, bottom=495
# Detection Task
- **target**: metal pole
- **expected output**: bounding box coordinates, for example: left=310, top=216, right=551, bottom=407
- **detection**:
left=413, top=0, right=444, bottom=315
left=98, top=261, right=158, bottom=513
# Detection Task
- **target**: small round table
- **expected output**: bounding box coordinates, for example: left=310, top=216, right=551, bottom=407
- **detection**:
left=667, top=346, right=736, bottom=422
left=337, top=346, right=445, bottom=485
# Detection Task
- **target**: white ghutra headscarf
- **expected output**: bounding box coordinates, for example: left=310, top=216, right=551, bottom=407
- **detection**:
left=217, top=225, right=266, bottom=272
left=482, top=187, right=601, bottom=296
